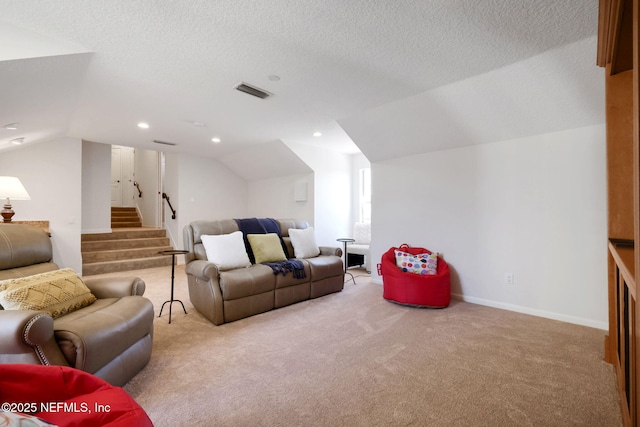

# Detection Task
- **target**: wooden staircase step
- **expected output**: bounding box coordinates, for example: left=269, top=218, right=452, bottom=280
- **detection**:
left=112, top=217, right=141, bottom=222
left=111, top=210, right=138, bottom=215
left=112, top=221, right=143, bottom=228
left=111, top=214, right=140, bottom=219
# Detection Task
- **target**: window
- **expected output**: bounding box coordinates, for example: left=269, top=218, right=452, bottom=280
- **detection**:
left=359, top=168, right=371, bottom=223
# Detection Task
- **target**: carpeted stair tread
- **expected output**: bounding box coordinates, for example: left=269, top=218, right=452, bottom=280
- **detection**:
left=83, top=256, right=173, bottom=276
left=82, top=228, right=167, bottom=241
left=82, top=246, right=174, bottom=263
left=82, top=237, right=170, bottom=251
left=82, top=225, right=174, bottom=275
left=109, top=207, right=142, bottom=228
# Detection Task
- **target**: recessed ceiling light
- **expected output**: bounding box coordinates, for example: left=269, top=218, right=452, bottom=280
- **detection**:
left=211, top=137, right=221, bottom=143
left=137, top=122, right=150, bottom=129
left=313, top=132, right=322, bottom=137
left=10, top=137, right=24, bottom=145
left=3, top=123, right=19, bottom=130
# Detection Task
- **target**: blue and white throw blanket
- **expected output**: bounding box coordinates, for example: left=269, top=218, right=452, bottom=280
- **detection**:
left=234, top=217, right=305, bottom=278
left=263, top=259, right=307, bottom=279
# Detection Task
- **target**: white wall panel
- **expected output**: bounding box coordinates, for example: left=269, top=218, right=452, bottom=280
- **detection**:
left=371, top=125, right=607, bottom=329
left=0, top=138, right=83, bottom=273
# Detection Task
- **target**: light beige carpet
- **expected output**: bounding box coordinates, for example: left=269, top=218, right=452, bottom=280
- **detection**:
left=93, top=266, right=621, bottom=426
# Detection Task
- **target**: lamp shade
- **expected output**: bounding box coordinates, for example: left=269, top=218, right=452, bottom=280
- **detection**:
left=0, top=176, right=31, bottom=200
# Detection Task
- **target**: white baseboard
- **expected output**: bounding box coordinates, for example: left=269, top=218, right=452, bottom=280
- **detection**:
left=371, top=275, right=607, bottom=330
left=451, top=293, right=608, bottom=331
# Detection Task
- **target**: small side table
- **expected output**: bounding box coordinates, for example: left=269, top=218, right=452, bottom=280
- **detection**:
left=158, top=249, right=189, bottom=324
left=337, top=238, right=356, bottom=285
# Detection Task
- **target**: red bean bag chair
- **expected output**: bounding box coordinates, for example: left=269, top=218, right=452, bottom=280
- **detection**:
left=380, top=244, right=450, bottom=308
left=0, top=364, right=153, bottom=427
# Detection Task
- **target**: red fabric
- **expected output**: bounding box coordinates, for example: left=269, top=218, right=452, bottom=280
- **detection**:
left=0, top=364, right=153, bottom=427
left=381, top=245, right=451, bottom=308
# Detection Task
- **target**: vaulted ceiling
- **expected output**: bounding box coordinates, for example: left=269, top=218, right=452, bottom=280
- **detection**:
left=0, top=0, right=601, bottom=169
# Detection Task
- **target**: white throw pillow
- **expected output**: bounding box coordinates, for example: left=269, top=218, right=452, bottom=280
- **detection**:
left=201, top=231, right=251, bottom=270
left=288, top=227, right=320, bottom=259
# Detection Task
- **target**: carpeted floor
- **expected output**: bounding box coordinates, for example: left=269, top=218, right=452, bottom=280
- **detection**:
left=93, top=265, right=622, bottom=426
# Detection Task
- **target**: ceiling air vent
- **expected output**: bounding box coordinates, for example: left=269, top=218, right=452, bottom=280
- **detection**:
left=153, top=140, right=177, bottom=146
left=234, top=82, right=271, bottom=99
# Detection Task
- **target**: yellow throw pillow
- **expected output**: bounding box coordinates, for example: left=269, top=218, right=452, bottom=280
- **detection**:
left=247, top=233, right=287, bottom=264
left=0, top=268, right=96, bottom=318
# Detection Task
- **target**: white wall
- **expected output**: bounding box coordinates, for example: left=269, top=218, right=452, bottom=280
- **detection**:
left=372, top=124, right=607, bottom=329
left=350, top=153, right=370, bottom=229
left=81, top=140, right=111, bottom=233
left=285, top=142, right=352, bottom=247
left=247, top=173, right=314, bottom=223
left=162, top=153, right=180, bottom=248
left=163, top=153, right=248, bottom=252
left=0, top=138, right=83, bottom=272
left=134, top=148, right=160, bottom=227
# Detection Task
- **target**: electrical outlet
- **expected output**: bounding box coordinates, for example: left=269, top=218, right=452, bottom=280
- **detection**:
left=504, top=273, right=514, bottom=285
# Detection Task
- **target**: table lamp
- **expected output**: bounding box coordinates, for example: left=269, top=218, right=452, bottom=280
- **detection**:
left=0, top=176, right=31, bottom=223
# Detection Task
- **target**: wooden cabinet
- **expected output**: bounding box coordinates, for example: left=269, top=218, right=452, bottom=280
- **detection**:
left=599, top=0, right=640, bottom=425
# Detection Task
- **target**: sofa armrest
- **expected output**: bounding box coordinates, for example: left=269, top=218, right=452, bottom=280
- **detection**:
left=0, top=310, right=69, bottom=366
left=83, top=277, right=146, bottom=298
left=185, top=260, right=224, bottom=325
left=186, top=259, right=220, bottom=280
left=319, top=246, right=342, bottom=257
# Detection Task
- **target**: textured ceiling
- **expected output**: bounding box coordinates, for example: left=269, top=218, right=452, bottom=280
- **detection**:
left=0, top=0, right=600, bottom=165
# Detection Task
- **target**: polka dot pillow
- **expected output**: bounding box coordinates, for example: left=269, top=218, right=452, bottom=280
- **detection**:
left=394, top=249, right=438, bottom=275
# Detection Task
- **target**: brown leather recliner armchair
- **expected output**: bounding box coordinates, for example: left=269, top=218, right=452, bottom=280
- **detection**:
left=0, top=224, right=153, bottom=387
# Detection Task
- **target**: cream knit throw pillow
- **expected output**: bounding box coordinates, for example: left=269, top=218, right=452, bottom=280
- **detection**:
left=0, top=268, right=96, bottom=318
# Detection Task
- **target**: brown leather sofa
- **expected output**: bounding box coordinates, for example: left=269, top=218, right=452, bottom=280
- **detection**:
left=184, top=219, right=344, bottom=325
left=0, top=224, right=153, bottom=387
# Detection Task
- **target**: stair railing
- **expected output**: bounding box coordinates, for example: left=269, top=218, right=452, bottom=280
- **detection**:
left=162, top=192, right=176, bottom=219
left=133, top=181, right=142, bottom=198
